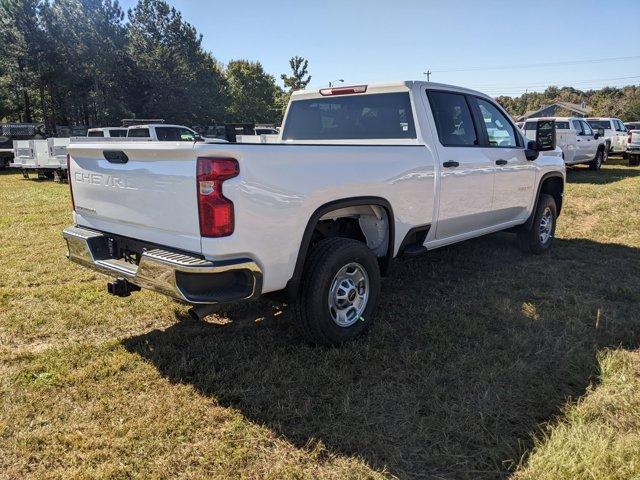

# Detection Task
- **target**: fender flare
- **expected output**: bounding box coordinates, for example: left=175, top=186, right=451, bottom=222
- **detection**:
left=281, top=196, right=395, bottom=299
left=524, top=171, right=564, bottom=230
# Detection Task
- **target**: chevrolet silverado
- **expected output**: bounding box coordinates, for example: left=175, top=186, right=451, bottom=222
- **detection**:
left=63, top=81, right=565, bottom=345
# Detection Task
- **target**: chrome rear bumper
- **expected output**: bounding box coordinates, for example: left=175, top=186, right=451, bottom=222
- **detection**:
left=62, top=226, right=262, bottom=304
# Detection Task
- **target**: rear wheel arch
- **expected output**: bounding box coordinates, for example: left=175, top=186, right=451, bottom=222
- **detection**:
left=280, top=197, right=395, bottom=302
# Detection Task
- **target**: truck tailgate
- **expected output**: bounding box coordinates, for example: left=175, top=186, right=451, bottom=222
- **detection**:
left=68, top=142, right=201, bottom=253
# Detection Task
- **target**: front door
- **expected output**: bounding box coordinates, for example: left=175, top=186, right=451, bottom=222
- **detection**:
left=425, top=90, right=495, bottom=239
left=579, top=120, right=598, bottom=160
left=573, top=119, right=595, bottom=161
left=471, top=97, right=536, bottom=225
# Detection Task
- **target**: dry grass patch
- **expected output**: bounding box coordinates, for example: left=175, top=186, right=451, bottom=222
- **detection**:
left=1, top=160, right=640, bottom=479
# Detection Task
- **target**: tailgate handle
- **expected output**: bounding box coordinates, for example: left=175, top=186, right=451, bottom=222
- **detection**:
left=103, top=150, right=129, bottom=164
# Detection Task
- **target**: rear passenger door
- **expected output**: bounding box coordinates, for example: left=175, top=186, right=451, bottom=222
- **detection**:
left=426, top=90, right=495, bottom=239
left=470, top=97, right=535, bottom=225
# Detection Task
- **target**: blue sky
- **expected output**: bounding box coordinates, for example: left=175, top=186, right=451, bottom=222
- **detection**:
left=119, top=0, right=640, bottom=97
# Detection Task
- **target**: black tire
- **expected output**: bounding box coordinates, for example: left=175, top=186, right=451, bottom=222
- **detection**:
left=589, top=148, right=604, bottom=170
left=630, top=155, right=640, bottom=167
left=293, top=237, right=381, bottom=346
left=517, top=194, right=557, bottom=254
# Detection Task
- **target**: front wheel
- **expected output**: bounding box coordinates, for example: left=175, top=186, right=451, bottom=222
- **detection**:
left=630, top=155, right=640, bottom=167
left=293, top=237, right=381, bottom=345
left=517, top=194, right=557, bottom=254
left=589, top=149, right=604, bottom=170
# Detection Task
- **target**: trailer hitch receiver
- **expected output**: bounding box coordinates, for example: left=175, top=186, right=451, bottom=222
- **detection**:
left=107, top=278, right=141, bottom=297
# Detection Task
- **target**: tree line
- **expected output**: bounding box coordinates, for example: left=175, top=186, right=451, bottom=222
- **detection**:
left=0, top=0, right=312, bottom=131
left=496, top=85, right=640, bottom=121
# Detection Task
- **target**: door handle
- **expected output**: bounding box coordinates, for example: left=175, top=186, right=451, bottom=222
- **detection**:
left=495, top=159, right=508, bottom=165
left=443, top=161, right=459, bottom=168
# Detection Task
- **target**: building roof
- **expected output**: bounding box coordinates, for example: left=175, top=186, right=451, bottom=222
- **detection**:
left=517, top=101, right=592, bottom=121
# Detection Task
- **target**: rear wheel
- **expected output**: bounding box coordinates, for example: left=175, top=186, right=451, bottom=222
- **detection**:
left=518, top=194, right=557, bottom=254
left=293, top=237, right=381, bottom=345
left=589, top=148, right=604, bottom=170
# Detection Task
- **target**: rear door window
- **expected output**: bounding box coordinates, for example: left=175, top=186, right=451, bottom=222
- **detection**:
left=87, top=130, right=104, bottom=137
left=427, top=91, right=478, bottom=147
left=282, top=92, right=416, bottom=141
left=128, top=128, right=150, bottom=138
left=587, top=120, right=611, bottom=130
left=108, top=129, right=128, bottom=137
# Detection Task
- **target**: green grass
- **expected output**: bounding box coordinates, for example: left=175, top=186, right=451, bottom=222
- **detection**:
left=1, top=160, right=639, bottom=479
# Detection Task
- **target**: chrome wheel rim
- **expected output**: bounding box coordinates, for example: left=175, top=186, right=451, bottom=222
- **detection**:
left=328, top=262, right=369, bottom=327
left=539, top=207, right=553, bottom=244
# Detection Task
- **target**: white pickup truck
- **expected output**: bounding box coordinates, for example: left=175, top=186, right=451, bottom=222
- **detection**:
left=586, top=117, right=628, bottom=155
left=524, top=117, right=607, bottom=170
left=87, top=127, right=129, bottom=138
left=626, top=124, right=640, bottom=166
left=63, top=81, right=565, bottom=345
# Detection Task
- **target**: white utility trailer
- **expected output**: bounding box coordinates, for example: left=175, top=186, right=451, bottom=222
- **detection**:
left=11, top=138, right=70, bottom=180
left=48, top=137, right=70, bottom=181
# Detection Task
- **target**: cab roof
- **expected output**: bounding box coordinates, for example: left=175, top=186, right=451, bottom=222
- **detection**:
left=127, top=124, right=193, bottom=130
left=289, top=80, right=494, bottom=101
left=525, top=117, right=581, bottom=122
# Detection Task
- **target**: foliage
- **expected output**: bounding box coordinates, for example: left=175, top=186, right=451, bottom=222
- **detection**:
left=280, top=55, right=311, bottom=92
left=496, top=85, right=640, bottom=121
left=1, top=159, right=640, bottom=478
left=0, top=0, right=303, bottom=129
left=126, top=0, right=226, bottom=125
left=225, top=59, right=281, bottom=123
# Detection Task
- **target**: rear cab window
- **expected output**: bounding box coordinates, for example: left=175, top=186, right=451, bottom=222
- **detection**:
left=87, top=130, right=104, bottom=137
left=282, top=92, right=416, bottom=141
left=108, top=129, right=128, bottom=138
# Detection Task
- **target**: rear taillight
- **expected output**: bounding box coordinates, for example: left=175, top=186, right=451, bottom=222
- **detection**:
left=319, top=85, right=367, bottom=96
left=197, top=157, right=239, bottom=237
left=67, top=154, right=75, bottom=211
left=629, top=132, right=633, bottom=144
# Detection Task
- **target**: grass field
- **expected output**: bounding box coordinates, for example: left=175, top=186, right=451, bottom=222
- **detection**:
left=1, top=160, right=639, bottom=479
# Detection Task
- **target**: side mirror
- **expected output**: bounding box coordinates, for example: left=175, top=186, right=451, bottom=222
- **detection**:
left=535, top=119, right=556, bottom=151
left=525, top=140, right=539, bottom=161
left=593, top=132, right=600, bottom=140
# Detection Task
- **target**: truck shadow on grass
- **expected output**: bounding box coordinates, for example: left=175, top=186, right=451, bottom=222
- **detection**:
left=123, top=234, right=640, bottom=479
left=567, top=159, right=640, bottom=184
